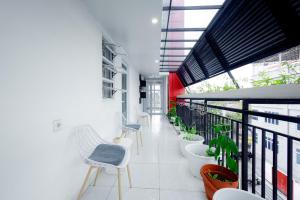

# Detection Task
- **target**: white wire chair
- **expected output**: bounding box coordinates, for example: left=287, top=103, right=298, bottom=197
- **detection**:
left=122, top=114, right=143, bottom=154
left=73, top=125, right=132, bottom=200
left=137, top=110, right=150, bottom=127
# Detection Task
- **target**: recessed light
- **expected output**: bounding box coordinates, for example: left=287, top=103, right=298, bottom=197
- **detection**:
left=155, top=60, right=159, bottom=63
left=151, top=18, right=158, bottom=24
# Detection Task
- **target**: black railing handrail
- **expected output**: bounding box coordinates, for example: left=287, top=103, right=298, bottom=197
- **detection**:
left=189, top=102, right=300, bottom=124
left=186, top=102, right=300, bottom=142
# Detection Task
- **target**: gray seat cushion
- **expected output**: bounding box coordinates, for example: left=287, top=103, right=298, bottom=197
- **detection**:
left=126, top=124, right=141, bottom=130
left=88, top=144, right=125, bottom=166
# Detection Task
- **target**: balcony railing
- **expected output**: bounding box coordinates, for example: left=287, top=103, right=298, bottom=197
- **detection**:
left=176, top=93, right=300, bottom=200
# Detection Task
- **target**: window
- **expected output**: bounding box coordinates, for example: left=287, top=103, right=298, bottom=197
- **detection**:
left=252, top=109, right=258, bottom=120
left=296, top=149, right=300, bottom=165
left=265, top=136, right=279, bottom=153
left=102, top=38, right=116, bottom=99
left=122, top=63, right=128, bottom=118
left=264, top=111, right=279, bottom=125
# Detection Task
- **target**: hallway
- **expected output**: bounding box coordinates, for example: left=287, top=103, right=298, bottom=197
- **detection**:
left=83, top=115, right=206, bottom=200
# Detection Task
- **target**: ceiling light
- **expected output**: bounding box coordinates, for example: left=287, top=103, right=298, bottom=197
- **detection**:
left=151, top=18, right=158, bottom=24
left=155, top=60, right=159, bottom=63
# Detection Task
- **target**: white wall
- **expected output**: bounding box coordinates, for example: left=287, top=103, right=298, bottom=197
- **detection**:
left=0, top=0, right=140, bottom=199
left=127, top=67, right=142, bottom=122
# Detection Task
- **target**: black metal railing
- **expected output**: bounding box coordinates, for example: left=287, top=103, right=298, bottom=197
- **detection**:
left=176, top=98, right=300, bottom=200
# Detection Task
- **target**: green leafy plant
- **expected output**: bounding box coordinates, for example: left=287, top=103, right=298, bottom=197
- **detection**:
left=207, top=123, right=239, bottom=173
left=183, top=126, right=197, bottom=141
left=175, top=116, right=181, bottom=126
left=205, top=148, right=215, bottom=157
left=179, top=121, right=186, bottom=131
left=252, top=62, right=300, bottom=87
left=167, top=101, right=177, bottom=119
left=208, top=172, right=219, bottom=180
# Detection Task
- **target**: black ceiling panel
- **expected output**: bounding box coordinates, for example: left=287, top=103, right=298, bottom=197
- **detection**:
left=177, top=66, right=193, bottom=86
left=185, top=55, right=206, bottom=81
left=177, top=0, right=300, bottom=86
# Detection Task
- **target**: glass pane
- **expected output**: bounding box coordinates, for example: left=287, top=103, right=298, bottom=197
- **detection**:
left=167, top=9, right=218, bottom=29
left=162, top=0, right=171, bottom=6
left=161, top=61, right=182, bottom=66
left=161, top=49, right=191, bottom=55
left=166, top=31, right=203, bottom=40
left=161, top=10, right=169, bottom=29
left=122, top=74, right=127, bottom=90
left=171, top=0, right=225, bottom=6
left=161, top=57, right=185, bottom=62
left=161, top=41, right=196, bottom=48
left=161, top=32, right=167, bottom=40
left=154, top=84, right=161, bottom=90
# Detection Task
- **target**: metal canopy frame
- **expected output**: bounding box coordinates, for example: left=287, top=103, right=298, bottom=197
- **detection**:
left=161, top=39, right=198, bottom=42
left=160, top=0, right=224, bottom=72
left=161, top=28, right=206, bottom=32
left=162, top=5, right=223, bottom=11
left=176, top=0, right=300, bottom=87
left=160, top=47, right=192, bottom=50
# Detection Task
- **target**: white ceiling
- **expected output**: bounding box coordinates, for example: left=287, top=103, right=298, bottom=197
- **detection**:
left=84, top=0, right=162, bottom=76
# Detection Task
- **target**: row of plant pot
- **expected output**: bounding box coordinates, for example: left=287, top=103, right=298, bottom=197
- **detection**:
left=168, top=103, right=264, bottom=200
left=169, top=116, right=239, bottom=200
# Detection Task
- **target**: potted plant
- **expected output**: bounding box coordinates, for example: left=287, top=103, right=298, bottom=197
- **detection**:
left=168, top=106, right=177, bottom=124
left=167, top=100, right=177, bottom=122
left=179, top=120, right=187, bottom=134
left=185, top=144, right=216, bottom=178
left=200, top=123, right=239, bottom=200
left=178, top=125, right=204, bottom=157
left=174, top=116, right=181, bottom=132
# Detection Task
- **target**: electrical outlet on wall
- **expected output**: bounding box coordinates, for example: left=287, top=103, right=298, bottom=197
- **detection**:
left=53, top=119, right=63, bottom=132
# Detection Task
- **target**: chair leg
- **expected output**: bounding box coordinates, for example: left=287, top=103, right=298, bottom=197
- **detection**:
left=127, top=165, right=132, bottom=188
left=136, top=132, right=139, bottom=154
left=93, top=167, right=101, bottom=186
left=117, top=168, right=122, bottom=200
left=77, top=166, right=93, bottom=200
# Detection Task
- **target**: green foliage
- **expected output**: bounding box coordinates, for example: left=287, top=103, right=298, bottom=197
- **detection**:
left=225, top=112, right=242, bottom=121
left=183, top=126, right=197, bottom=141
left=252, top=62, right=300, bottom=87
left=205, top=148, right=215, bottom=157
left=222, top=82, right=236, bottom=91
left=208, top=172, right=219, bottom=180
left=208, top=123, right=239, bottom=173
left=175, top=116, right=181, bottom=126
left=179, top=121, right=187, bottom=131
left=167, top=101, right=177, bottom=119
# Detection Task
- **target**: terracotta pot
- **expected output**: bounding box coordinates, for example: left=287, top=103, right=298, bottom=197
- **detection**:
left=200, top=164, right=238, bottom=200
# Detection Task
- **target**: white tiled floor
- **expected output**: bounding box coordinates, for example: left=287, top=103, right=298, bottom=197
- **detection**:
left=82, top=115, right=207, bottom=200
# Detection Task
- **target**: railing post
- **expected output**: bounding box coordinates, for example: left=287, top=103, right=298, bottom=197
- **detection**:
left=190, top=99, right=193, bottom=126
left=287, top=138, right=293, bottom=200
left=241, top=100, right=249, bottom=191
left=204, top=100, right=208, bottom=144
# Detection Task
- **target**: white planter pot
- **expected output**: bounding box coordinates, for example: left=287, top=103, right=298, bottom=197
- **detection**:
left=178, top=134, right=204, bottom=157
left=185, top=144, right=216, bottom=178
left=213, top=188, right=264, bottom=200
left=174, top=126, right=180, bottom=132
left=178, top=130, right=185, bottom=135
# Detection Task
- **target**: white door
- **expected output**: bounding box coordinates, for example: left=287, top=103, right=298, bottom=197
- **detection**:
left=147, top=82, right=163, bottom=114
